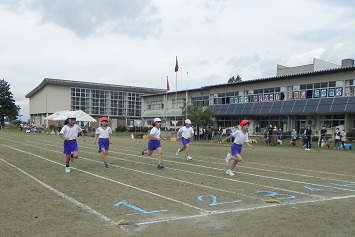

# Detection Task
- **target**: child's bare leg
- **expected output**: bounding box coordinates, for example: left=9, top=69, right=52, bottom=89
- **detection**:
left=102, top=150, right=107, bottom=163
left=184, top=144, right=191, bottom=157
left=65, top=155, right=70, bottom=166
left=156, top=147, right=163, bottom=164
left=229, top=154, right=243, bottom=170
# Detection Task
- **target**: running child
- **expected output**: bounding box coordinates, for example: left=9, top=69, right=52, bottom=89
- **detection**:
left=141, top=117, right=167, bottom=169
left=59, top=112, right=86, bottom=173
left=176, top=119, right=194, bottom=160
left=93, top=117, right=112, bottom=168
left=221, top=120, right=254, bottom=176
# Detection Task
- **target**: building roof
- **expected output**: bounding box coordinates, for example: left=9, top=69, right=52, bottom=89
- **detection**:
left=142, top=66, right=355, bottom=96
left=25, top=78, right=165, bottom=98
left=203, top=66, right=355, bottom=90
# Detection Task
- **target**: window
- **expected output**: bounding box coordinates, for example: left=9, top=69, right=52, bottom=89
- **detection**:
left=146, top=101, right=164, bottom=110
left=191, top=96, right=209, bottom=106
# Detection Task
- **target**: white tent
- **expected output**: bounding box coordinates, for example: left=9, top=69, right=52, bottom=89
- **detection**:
left=45, top=110, right=97, bottom=122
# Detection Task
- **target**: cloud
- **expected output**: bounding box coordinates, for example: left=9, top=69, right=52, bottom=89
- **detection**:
left=1, top=0, right=162, bottom=38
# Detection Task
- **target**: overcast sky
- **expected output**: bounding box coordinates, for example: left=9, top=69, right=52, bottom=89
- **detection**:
left=1, top=0, right=355, bottom=121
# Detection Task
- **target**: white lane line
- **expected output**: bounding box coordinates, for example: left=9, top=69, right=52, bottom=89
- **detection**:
left=103, top=150, right=354, bottom=194
left=5, top=140, right=321, bottom=198
left=117, top=144, right=355, bottom=179
left=0, top=158, right=115, bottom=225
left=1, top=144, right=208, bottom=213
left=105, top=143, right=355, bottom=184
left=7, top=138, right=354, bottom=195
left=135, top=194, right=355, bottom=226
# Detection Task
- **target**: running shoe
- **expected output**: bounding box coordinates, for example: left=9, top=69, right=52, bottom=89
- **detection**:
left=186, top=156, right=192, bottom=161
left=157, top=163, right=164, bottom=169
left=225, top=169, right=235, bottom=176
left=65, top=167, right=70, bottom=173
left=176, top=149, right=180, bottom=156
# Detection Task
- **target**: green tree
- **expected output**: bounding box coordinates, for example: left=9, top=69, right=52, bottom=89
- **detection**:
left=0, top=79, right=20, bottom=124
left=181, top=104, right=214, bottom=139
left=228, top=75, right=242, bottom=83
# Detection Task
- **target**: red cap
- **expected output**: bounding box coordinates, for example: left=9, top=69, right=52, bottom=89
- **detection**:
left=240, top=120, right=249, bottom=126
left=101, top=117, right=108, bottom=122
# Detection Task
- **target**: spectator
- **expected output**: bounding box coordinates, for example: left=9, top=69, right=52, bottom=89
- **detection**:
left=305, top=126, right=312, bottom=150
left=318, top=125, right=327, bottom=148
left=291, top=128, right=297, bottom=146
left=255, top=124, right=260, bottom=135
left=340, top=129, right=346, bottom=149
left=226, top=128, right=232, bottom=143
left=334, top=127, right=341, bottom=149
left=267, top=125, right=273, bottom=145
left=216, top=127, right=223, bottom=143
left=277, top=128, right=282, bottom=140
left=271, top=126, right=278, bottom=146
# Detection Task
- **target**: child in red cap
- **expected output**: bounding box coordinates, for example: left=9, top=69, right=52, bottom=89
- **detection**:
left=221, top=120, right=254, bottom=176
left=93, top=117, right=112, bottom=168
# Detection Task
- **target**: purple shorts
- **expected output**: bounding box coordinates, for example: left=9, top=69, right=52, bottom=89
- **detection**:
left=181, top=137, right=190, bottom=145
left=231, top=143, right=242, bottom=155
left=148, top=139, right=161, bottom=151
left=63, top=140, right=78, bottom=155
left=98, top=138, right=110, bottom=150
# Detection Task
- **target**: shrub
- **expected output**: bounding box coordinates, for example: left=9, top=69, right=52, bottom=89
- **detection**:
left=347, top=131, right=355, bottom=141
left=115, top=126, right=126, bottom=132
left=312, top=136, right=319, bottom=142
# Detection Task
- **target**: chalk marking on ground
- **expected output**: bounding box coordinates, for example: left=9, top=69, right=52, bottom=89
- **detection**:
left=5, top=137, right=355, bottom=196
left=135, top=194, right=355, bottom=226
left=1, top=144, right=207, bottom=213
left=0, top=157, right=115, bottom=225
left=5, top=138, right=351, bottom=197
left=4, top=139, right=323, bottom=198
left=116, top=144, right=355, bottom=179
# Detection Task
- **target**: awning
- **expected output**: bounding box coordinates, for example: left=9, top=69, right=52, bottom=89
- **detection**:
left=165, top=109, right=182, bottom=117
left=45, top=110, right=97, bottom=122
left=141, top=110, right=165, bottom=118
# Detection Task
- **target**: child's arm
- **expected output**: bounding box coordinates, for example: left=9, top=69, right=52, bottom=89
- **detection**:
left=93, top=134, right=98, bottom=144
left=59, top=134, right=68, bottom=140
left=221, top=135, right=231, bottom=144
left=245, top=142, right=254, bottom=149
left=109, top=134, right=112, bottom=144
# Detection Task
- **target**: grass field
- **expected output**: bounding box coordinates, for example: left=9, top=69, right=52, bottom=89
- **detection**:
left=1, top=129, right=354, bottom=237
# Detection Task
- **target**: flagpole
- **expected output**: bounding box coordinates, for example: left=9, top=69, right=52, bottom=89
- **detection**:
left=175, top=70, right=177, bottom=122
left=186, top=72, right=188, bottom=119
left=174, top=56, right=178, bottom=123
left=165, top=76, right=168, bottom=131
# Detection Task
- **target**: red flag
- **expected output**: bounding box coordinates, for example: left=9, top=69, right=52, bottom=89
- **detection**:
left=174, top=56, right=179, bottom=72
left=166, top=78, right=170, bottom=91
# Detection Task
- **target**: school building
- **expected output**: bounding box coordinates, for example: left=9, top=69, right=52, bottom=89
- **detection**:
left=25, top=78, right=165, bottom=128
left=141, top=58, right=355, bottom=134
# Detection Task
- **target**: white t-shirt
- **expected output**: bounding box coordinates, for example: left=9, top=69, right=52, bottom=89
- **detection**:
left=95, top=126, right=112, bottom=138
left=178, top=126, right=194, bottom=139
left=149, top=127, right=161, bottom=140
left=59, top=124, right=82, bottom=140
left=232, top=130, right=249, bottom=145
